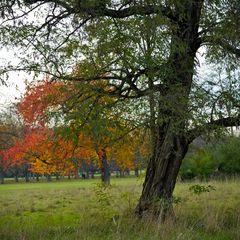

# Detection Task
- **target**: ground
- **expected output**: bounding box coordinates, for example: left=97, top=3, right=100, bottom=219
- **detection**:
left=0, top=177, right=239, bottom=240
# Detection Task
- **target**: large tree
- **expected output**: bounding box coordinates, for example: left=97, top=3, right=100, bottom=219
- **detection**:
left=0, top=0, right=240, bottom=221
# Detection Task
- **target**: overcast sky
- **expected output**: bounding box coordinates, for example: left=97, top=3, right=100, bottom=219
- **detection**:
left=0, top=48, right=30, bottom=109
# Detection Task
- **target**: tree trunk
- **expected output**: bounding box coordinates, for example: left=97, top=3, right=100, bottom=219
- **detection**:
left=46, top=174, right=52, bottom=181
left=0, top=171, right=4, bottom=184
left=23, top=164, right=30, bottom=182
left=135, top=0, right=203, bottom=222
left=15, top=175, right=19, bottom=182
left=97, top=149, right=110, bottom=185
left=135, top=167, right=139, bottom=177
left=25, top=173, right=30, bottom=182
left=36, top=173, right=39, bottom=181
left=135, top=132, right=189, bottom=222
left=120, top=169, right=125, bottom=177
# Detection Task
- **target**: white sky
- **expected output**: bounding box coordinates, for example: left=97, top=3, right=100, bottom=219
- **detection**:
left=0, top=72, right=26, bottom=103
left=0, top=49, right=29, bottom=110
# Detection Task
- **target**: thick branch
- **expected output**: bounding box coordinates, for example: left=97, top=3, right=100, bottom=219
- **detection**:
left=187, top=115, right=240, bottom=143
left=201, top=36, right=240, bottom=58
left=102, top=5, right=175, bottom=20
left=22, top=1, right=176, bottom=21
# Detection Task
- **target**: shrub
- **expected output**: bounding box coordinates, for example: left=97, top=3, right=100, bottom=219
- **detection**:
left=216, top=136, right=240, bottom=174
left=180, top=136, right=240, bottom=179
left=180, top=148, right=217, bottom=179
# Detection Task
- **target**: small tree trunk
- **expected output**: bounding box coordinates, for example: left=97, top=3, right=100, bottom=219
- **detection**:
left=46, top=174, right=52, bottom=181
left=25, top=173, right=30, bottom=182
left=120, top=170, right=124, bottom=178
left=0, top=171, right=4, bottom=184
left=97, top=149, right=110, bottom=185
left=36, top=173, right=39, bottom=181
left=135, top=133, right=189, bottom=222
left=23, top=164, right=30, bottom=182
left=15, top=175, right=19, bottom=182
left=135, top=168, right=139, bottom=177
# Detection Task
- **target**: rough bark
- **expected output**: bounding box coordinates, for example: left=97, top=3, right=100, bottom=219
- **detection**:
left=135, top=131, right=189, bottom=222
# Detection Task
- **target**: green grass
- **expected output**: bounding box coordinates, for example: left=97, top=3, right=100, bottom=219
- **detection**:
left=0, top=178, right=239, bottom=240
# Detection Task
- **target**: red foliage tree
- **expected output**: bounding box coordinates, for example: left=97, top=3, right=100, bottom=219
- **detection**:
left=17, top=78, right=137, bottom=183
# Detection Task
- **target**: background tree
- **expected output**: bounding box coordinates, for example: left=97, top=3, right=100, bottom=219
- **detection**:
left=18, top=79, right=139, bottom=184
left=112, top=129, right=150, bottom=177
left=0, top=106, right=24, bottom=183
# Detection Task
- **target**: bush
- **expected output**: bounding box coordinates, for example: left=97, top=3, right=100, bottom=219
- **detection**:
left=216, top=137, right=240, bottom=174
left=180, top=136, right=240, bottom=179
left=180, top=148, right=217, bottom=179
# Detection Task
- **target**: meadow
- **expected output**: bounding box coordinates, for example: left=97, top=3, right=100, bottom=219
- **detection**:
left=0, top=177, right=239, bottom=240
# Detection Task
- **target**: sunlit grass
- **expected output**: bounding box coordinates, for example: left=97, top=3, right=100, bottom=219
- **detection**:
left=0, top=178, right=239, bottom=239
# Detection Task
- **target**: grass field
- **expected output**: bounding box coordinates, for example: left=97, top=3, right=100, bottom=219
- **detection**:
left=0, top=177, right=239, bottom=240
